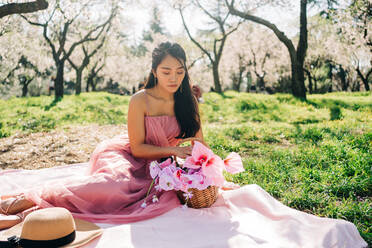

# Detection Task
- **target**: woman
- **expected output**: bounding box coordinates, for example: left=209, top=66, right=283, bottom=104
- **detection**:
left=0, top=42, right=201, bottom=227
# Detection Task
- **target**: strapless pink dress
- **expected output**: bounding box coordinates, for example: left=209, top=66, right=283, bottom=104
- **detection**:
left=24, top=116, right=182, bottom=223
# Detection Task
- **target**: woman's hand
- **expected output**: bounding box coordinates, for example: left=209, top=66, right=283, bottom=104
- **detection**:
left=172, top=146, right=192, bottom=159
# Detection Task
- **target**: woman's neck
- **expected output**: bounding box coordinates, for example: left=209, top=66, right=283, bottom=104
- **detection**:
left=147, top=86, right=174, bottom=102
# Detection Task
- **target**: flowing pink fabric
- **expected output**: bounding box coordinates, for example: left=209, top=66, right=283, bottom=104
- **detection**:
left=23, top=116, right=182, bottom=223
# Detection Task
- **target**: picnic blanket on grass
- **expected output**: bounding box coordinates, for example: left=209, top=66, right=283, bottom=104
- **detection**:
left=0, top=163, right=367, bottom=248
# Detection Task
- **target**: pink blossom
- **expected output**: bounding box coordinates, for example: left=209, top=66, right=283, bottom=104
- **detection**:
left=192, top=174, right=211, bottom=190
left=183, top=192, right=193, bottom=199
left=158, top=167, right=176, bottom=190
left=180, top=173, right=204, bottom=190
left=183, top=157, right=200, bottom=169
left=201, top=155, right=225, bottom=187
left=183, top=141, right=214, bottom=169
left=223, top=152, right=244, bottom=174
left=158, top=158, right=173, bottom=169
left=149, top=161, right=161, bottom=178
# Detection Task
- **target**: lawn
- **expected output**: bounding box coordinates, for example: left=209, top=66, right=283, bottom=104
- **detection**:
left=0, top=91, right=371, bottom=244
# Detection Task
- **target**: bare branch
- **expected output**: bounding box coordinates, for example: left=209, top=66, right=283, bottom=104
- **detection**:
left=225, top=0, right=297, bottom=58
left=194, top=0, right=222, bottom=25
left=178, top=7, right=214, bottom=63
left=0, top=0, right=48, bottom=19
left=188, top=55, right=205, bottom=70
left=19, top=14, right=44, bottom=27
left=20, top=5, right=58, bottom=59
left=63, top=6, right=117, bottom=60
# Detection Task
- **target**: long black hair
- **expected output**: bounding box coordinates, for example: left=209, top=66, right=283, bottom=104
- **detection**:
left=145, top=42, right=200, bottom=139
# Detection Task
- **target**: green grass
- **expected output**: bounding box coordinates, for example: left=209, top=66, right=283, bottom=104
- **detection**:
left=0, top=93, right=128, bottom=137
left=1, top=91, right=371, bottom=245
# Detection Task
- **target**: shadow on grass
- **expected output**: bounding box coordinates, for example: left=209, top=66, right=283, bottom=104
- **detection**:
left=44, top=96, right=62, bottom=111
left=220, top=92, right=233, bottom=99
left=291, top=119, right=320, bottom=125
left=306, top=99, right=371, bottom=111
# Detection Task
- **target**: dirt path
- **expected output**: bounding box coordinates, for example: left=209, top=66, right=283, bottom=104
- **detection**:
left=0, top=124, right=127, bottom=170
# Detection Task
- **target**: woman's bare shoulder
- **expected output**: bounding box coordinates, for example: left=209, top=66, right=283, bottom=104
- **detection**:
left=129, top=89, right=146, bottom=112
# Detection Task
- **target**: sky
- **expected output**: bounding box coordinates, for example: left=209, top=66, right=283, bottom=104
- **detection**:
left=122, top=1, right=304, bottom=43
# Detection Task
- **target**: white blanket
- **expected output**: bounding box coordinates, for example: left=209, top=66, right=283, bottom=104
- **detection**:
left=0, top=163, right=367, bottom=248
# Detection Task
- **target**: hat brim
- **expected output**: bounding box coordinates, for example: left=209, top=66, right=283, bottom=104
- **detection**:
left=0, top=217, right=102, bottom=248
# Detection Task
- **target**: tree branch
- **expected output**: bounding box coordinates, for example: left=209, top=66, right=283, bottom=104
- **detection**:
left=178, top=7, right=214, bottom=63
left=20, top=5, right=58, bottom=60
left=194, top=0, right=223, bottom=26
left=225, top=0, right=297, bottom=56
left=63, top=6, right=117, bottom=60
left=0, top=0, right=48, bottom=19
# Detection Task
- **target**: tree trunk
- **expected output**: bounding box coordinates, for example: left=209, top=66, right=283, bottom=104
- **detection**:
left=237, top=69, right=243, bottom=92
left=356, top=67, right=371, bottom=91
left=304, top=68, right=312, bottom=94
left=22, top=83, right=28, bottom=97
left=55, top=60, right=65, bottom=100
left=255, top=75, right=265, bottom=91
left=232, top=74, right=239, bottom=91
left=75, top=69, right=83, bottom=95
left=212, top=63, right=222, bottom=93
left=92, top=80, right=97, bottom=91
left=21, top=79, right=32, bottom=97
left=226, top=0, right=307, bottom=99
left=290, top=58, right=307, bottom=98
left=246, top=71, right=252, bottom=92
left=294, top=0, right=308, bottom=99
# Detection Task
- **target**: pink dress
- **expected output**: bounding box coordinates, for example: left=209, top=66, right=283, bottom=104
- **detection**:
left=24, top=116, right=182, bottom=223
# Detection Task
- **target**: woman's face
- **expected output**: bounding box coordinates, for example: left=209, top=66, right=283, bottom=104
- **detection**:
left=153, top=54, right=185, bottom=94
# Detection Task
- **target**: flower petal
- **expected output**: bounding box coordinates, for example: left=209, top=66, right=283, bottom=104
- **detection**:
left=149, top=161, right=161, bottom=178
left=224, top=152, right=244, bottom=174
left=183, top=157, right=200, bottom=169
left=192, top=141, right=214, bottom=163
left=159, top=158, right=173, bottom=169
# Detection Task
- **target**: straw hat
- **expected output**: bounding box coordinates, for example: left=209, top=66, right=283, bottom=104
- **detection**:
left=0, top=207, right=102, bottom=248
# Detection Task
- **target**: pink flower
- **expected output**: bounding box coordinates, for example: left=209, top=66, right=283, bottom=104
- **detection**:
left=149, top=161, right=161, bottom=178
left=199, top=154, right=225, bottom=187
left=158, top=158, right=173, bottom=169
left=223, top=152, right=244, bottom=174
left=180, top=173, right=204, bottom=190
left=183, top=192, right=193, bottom=199
left=183, top=141, right=215, bottom=169
left=191, top=173, right=211, bottom=190
left=182, top=141, right=227, bottom=187
left=158, top=167, right=176, bottom=190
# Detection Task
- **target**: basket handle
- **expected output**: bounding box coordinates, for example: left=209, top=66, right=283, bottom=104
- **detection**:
left=173, top=137, right=208, bottom=163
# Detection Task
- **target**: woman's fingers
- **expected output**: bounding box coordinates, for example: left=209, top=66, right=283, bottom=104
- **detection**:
left=184, top=146, right=192, bottom=156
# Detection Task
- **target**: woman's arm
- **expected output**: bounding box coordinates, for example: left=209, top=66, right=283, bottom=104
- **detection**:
left=127, top=93, right=191, bottom=159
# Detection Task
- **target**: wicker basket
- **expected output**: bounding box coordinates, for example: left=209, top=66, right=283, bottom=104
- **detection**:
left=174, top=137, right=219, bottom=209
left=176, top=185, right=219, bottom=208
